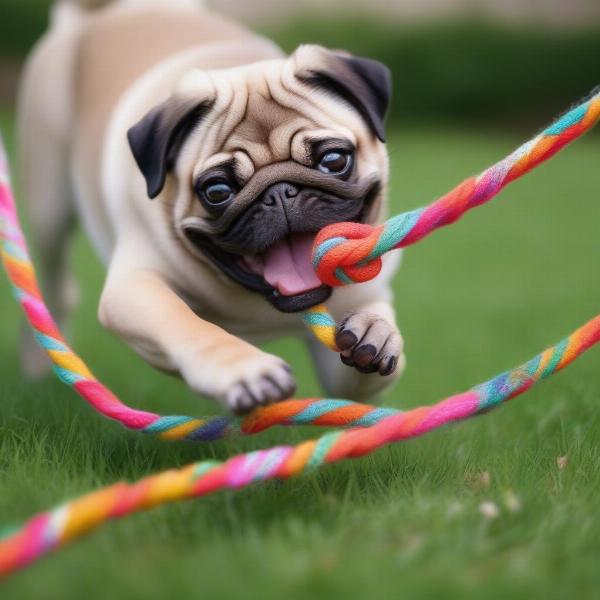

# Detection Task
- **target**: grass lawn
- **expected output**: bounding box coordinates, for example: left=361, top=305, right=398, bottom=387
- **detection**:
left=1, top=106, right=599, bottom=599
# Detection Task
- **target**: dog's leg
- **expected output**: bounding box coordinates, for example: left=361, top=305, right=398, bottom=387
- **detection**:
left=99, top=257, right=296, bottom=414
left=17, top=23, right=82, bottom=377
left=306, top=250, right=405, bottom=401
left=306, top=297, right=405, bottom=402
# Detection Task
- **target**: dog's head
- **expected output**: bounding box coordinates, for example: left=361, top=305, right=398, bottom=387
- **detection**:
left=127, top=45, right=391, bottom=312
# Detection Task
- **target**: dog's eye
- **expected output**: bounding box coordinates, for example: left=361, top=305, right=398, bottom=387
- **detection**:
left=200, top=179, right=235, bottom=206
left=317, top=150, right=353, bottom=175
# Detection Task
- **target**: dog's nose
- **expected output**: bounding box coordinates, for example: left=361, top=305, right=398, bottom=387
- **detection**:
left=262, top=182, right=299, bottom=206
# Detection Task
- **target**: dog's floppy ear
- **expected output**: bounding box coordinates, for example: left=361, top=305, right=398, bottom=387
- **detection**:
left=293, top=45, right=392, bottom=142
left=127, top=97, right=213, bottom=199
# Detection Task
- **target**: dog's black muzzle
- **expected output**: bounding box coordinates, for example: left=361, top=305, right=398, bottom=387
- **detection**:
left=181, top=162, right=381, bottom=312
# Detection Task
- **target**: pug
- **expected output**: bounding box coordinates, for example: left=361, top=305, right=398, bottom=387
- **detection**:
left=18, top=0, right=405, bottom=414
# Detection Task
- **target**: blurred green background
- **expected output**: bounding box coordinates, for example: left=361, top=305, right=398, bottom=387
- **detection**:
left=2, top=0, right=600, bottom=121
left=1, top=1, right=599, bottom=599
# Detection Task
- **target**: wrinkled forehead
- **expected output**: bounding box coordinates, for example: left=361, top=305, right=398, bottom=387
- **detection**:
left=178, top=61, right=360, bottom=178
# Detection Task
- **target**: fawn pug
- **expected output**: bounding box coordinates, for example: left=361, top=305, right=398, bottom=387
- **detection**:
left=19, top=0, right=404, bottom=413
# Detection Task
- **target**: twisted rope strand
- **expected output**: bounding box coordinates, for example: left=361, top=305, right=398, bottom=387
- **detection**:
left=1, top=315, right=598, bottom=576
left=313, top=90, right=600, bottom=285
left=305, top=90, right=600, bottom=349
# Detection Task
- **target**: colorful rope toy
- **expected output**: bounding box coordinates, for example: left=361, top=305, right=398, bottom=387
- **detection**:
left=0, top=89, right=599, bottom=577
left=303, top=88, right=600, bottom=349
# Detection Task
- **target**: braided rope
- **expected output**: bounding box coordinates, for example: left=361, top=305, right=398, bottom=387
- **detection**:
left=1, top=315, right=598, bottom=575
left=0, top=89, right=599, bottom=576
left=304, top=89, right=600, bottom=349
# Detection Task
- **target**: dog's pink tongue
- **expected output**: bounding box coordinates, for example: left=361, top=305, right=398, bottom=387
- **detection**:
left=263, top=233, right=322, bottom=296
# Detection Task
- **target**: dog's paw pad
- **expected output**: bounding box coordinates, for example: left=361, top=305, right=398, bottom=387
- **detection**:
left=336, top=312, right=404, bottom=376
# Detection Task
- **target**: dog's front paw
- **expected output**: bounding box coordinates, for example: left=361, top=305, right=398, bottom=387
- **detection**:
left=336, top=312, right=404, bottom=376
left=222, top=353, right=296, bottom=415
left=179, top=344, right=296, bottom=415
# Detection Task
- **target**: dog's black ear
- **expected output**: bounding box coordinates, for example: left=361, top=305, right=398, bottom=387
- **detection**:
left=294, top=45, right=392, bottom=142
left=127, top=98, right=213, bottom=199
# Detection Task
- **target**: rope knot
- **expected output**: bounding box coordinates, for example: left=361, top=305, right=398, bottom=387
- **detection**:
left=312, top=222, right=384, bottom=287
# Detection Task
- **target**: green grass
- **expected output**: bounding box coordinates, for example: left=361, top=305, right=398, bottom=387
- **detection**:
left=1, top=107, right=599, bottom=599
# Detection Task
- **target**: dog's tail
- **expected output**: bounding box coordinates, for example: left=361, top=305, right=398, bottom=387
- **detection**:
left=54, top=0, right=207, bottom=11
left=53, top=0, right=117, bottom=15
left=61, top=0, right=116, bottom=7
left=51, top=0, right=208, bottom=26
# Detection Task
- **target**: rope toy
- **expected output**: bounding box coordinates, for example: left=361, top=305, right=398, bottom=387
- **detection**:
left=303, top=88, right=600, bottom=349
left=0, top=89, right=599, bottom=576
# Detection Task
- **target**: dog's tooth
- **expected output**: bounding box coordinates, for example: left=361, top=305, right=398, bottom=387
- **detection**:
left=241, top=254, right=264, bottom=275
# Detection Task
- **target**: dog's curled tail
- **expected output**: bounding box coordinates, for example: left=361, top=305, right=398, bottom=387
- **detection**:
left=61, top=0, right=116, bottom=7
left=51, top=0, right=208, bottom=27
left=54, top=0, right=207, bottom=13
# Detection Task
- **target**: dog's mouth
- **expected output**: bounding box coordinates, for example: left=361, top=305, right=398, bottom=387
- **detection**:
left=242, top=232, right=321, bottom=295
left=240, top=232, right=331, bottom=311
left=185, top=229, right=333, bottom=313
left=182, top=167, right=380, bottom=313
